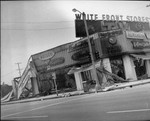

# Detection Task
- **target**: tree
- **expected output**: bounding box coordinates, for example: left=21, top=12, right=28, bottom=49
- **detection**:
left=0, top=84, right=12, bottom=98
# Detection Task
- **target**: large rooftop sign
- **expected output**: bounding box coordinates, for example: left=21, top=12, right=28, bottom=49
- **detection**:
left=75, top=20, right=102, bottom=37
left=75, top=13, right=150, bottom=22
left=75, top=20, right=150, bottom=37
left=74, top=13, right=150, bottom=37
left=101, top=14, right=150, bottom=22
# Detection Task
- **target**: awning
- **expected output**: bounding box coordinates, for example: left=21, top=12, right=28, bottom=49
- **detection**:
left=130, top=53, right=150, bottom=60
left=68, top=64, right=92, bottom=74
left=67, top=66, right=83, bottom=74
left=68, top=61, right=101, bottom=74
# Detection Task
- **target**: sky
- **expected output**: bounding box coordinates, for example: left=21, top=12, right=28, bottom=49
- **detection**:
left=1, top=1, right=150, bottom=85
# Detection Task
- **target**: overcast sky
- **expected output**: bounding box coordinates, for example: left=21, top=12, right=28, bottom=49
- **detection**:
left=1, top=1, right=150, bottom=85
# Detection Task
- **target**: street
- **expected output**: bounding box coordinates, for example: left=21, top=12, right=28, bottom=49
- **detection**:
left=1, top=83, right=150, bottom=121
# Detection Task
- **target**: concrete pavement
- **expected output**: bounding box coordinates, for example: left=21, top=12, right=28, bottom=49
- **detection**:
left=1, top=90, right=86, bottom=105
left=1, top=83, right=150, bottom=121
left=1, top=79, right=150, bottom=105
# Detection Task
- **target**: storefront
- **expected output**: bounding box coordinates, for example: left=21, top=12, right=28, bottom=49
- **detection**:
left=130, top=54, right=150, bottom=80
left=31, top=43, right=79, bottom=95
left=100, top=21, right=150, bottom=82
left=125, top=30, right=150, bottom=80
left=9, top=20, right=150, bottom=100
left=30, top=21, right=150, bottom=93
left=68, top=21, right=150, bottom=91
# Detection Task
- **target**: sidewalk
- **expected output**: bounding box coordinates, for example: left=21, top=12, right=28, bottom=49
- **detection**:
left=1, top=79, right=150, bottom=105
left=102, top=79, right=150, bottom=91
left=1, top=90, right=86, bottom=105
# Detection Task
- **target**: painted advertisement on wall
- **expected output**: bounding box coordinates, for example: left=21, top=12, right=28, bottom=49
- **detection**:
left=94, top=21, right=150, bottom=57
left=99, top=30, right=150, bottom=56
left=99, top=29, right=123, bottom=58
left=125, top=31, right=150, bottom=53
left=32, top=44, right=73, bottom=72
left=31, top=35, right=99, bottom=72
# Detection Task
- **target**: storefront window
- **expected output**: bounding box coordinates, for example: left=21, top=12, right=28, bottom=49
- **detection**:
left=133, top=59, right=147, bottom=80
left=81, top=70, right=95, bottom=91
left=81, top=70, right=92, bottom=81
left=38, top=67, right=76, bottom=96
left=56, top=68, right=76, bottom=90
left=110, top=56, right=125, bottom=79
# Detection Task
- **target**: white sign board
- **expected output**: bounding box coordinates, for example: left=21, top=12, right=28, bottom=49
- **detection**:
left=126, top=31, right=145, bottom=40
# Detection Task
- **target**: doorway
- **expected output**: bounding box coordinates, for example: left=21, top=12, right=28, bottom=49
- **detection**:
left=110, top=56, right=125, bottom=79
left=133, top=59, right=147, bottom=80
left=81, top=70, right=95, bottom=91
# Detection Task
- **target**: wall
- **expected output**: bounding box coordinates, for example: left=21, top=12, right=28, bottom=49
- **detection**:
left=122, top=31, right=150, bottom=53
left=99, top=21, right=150, bottom=58
left=32, top=34, right=100, bottom=73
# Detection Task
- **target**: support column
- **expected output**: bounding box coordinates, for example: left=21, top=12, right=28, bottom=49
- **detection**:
left=102, top=58, right=112, bottom=73
left=123, top=55, right=137, bottom=81
left=11, top=80, right=17, bottom=98
left=74, top=72, right=83, bottom=91
left=31, top=77, right=39, bottom=95
left=146, top=60, right=150, bottom=78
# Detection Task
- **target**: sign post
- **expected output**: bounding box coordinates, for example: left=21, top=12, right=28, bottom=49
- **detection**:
left=52, top=72, right=58, bottom=96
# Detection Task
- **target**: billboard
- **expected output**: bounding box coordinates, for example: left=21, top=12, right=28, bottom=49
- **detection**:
left=75, top=19, right=150, bottom=37
left=75, top=20, right=102, bottom=37
left=75, top=20, right=123, bottom=37
left=126, top=21, right=150, bottom=32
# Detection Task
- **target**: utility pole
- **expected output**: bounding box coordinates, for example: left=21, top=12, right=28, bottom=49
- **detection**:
left=15, top=62, right=22, bottom=77
left=72, top=8, right=101, bottom=92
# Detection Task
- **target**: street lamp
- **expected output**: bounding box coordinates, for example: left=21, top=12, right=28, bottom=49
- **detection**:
left=72, top=8, right=101, bottom=92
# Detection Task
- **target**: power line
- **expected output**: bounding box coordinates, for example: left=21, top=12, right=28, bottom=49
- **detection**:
left=1, top=66, right=25, bottom=77
left=1, top=26, right=74, bottom=31
left=1, top=20, right=74, bottom=24
left=1, top=70, right=16, bottom=77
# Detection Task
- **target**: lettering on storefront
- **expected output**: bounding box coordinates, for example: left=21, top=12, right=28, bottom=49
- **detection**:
left=131, top=41, right=150, bottom=49
left=102, top=14, right=150, bottom=22
left=55, top=46, right=68, bottom=53
left=47, top=57, right=65, bottom=69
left=50, top=57, right=65, bottom=67
left=68, top=39, right=94, bottom=52
left=71, top=49, right=90, bottom=61
left=75, top=13, right=150, bottom=22
left=39, top=51, right=55, bottom=61
left=126, top=31, right=146, bottom=40
left=75, top=14, right=98, bottom=20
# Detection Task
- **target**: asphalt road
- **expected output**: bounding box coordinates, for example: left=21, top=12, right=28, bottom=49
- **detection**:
left=1, top=83, right=150, bottom=121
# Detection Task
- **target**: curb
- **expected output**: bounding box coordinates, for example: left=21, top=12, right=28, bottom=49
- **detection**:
left=2, top=79, right=150, bottom=105
left=1, top=91, right=85, bottom=105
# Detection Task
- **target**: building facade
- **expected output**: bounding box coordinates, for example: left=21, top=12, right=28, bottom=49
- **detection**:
left=10, top=21, right=150, bottom=100
left=68, top=21, right=150, bottom=91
